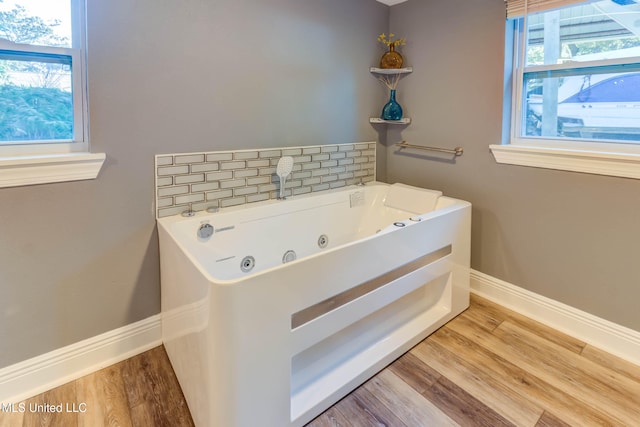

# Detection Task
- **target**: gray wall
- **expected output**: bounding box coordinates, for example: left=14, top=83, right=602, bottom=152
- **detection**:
left=4, top=0, right=638, bottom=371
left=388, top=0, right=640, bottom=332
left=0, top=0, right=388, bottom=368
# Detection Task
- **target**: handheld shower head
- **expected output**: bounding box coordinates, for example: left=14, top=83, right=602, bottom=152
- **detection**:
left=276, top=156, right=294, bottom=199
left=276, top=156, right=294, bottom=178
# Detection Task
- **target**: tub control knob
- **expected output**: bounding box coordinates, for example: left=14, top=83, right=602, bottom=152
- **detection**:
left=393, top=222, right=406, bottom=227
left=197, top=223, right=214, bottom=240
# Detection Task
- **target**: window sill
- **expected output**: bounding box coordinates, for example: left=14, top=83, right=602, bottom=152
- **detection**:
left=489, top=144, right=640, bottom=180
left=0, top=152, right=106, bottom=188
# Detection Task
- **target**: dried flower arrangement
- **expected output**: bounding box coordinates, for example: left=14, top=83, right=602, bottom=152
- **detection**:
left=377, top=33, right=406, bottom=48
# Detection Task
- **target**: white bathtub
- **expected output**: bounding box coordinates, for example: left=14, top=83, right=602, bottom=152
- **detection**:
left=158, top=182, right=471, bottom=427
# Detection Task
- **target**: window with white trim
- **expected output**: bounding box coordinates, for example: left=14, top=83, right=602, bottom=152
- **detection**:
left=492, top=0, right=640, bottom=179
left=0, top=0, right=104, bottom=188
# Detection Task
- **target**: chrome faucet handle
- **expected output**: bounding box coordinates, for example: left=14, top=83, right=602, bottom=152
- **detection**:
left=197, top=223, right=214, bottom=240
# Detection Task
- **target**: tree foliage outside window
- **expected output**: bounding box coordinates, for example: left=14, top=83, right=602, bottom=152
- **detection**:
left=527, top=38, right=640, bottom=66
left=0, top=0, right=76, bottom=143
left=0, top=2, right=68, bottom=46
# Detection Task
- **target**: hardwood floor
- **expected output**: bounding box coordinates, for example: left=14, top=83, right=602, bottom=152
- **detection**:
left=0, top=346, right=194, bottom=427
left=2, top=294, right=639, bottom=426
left=307, top=295, right=640, bottom=427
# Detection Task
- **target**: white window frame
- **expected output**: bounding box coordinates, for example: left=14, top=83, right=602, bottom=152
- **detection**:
left=491, top=6, right=640, bottom=180
left=0, top=0, right=104, bottom=188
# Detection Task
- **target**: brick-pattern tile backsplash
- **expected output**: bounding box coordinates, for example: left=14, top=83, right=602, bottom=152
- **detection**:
left=155, top=142, right=376, bottom=218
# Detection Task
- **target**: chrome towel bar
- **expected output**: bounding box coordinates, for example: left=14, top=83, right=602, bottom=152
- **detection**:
left=395, top=141, right=464, bottom=156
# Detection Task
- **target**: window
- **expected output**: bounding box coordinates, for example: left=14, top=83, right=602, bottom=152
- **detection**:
left=0, top=0, right=104, bottom=188
left=492, top=0, right=640, bottom=179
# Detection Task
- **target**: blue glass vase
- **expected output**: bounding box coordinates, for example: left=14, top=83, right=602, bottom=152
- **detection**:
left=381, top=89, right=403, bottom=121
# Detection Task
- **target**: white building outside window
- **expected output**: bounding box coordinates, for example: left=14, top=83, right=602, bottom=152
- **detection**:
left=493, top=0, right=640, bottom=179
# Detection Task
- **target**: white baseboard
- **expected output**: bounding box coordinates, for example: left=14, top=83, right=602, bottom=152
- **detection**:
left=0, top=315, right=162, bottom=403
left=471, top=269, right=640, bottom=366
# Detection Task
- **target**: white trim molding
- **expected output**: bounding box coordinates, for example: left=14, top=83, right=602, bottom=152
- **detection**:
left=0, top=315, right=161, bottom=404
left=0, top=152, right=106, bottom=188
left=490, top=144, right=640, bottom=180
left=471, top=269, right=640, bottom=366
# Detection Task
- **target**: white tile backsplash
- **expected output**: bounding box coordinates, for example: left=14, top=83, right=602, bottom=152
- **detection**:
left=175, top=154, right=205, bottom=164
left=155, top=142, right=376, bottom=218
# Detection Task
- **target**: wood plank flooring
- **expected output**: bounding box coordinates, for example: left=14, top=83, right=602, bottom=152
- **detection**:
left=2, top=294, right=639, bottom=426
left=308, top=295, right=640, bottom=426
left=0, top=346, right=194, bottom=427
